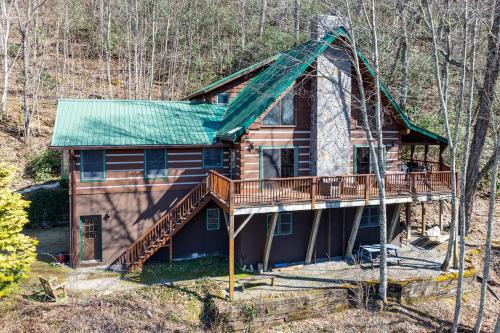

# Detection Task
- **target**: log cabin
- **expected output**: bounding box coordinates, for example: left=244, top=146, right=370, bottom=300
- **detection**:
left=50, top=16, right=453, bottom=298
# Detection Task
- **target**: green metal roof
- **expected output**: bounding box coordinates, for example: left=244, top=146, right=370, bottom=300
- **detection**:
left=216, top=31, right=343, bottom=141
left=216, top=27, right=447, bottom=144
left=51, top=99, right=227, bottom=147
left=355, top=51, right=447, bottom=143
left=185, top=56, right=278, bottom=99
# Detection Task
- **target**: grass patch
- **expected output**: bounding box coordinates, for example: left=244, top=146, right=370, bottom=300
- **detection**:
left=124, top=256, right=250, bottom=285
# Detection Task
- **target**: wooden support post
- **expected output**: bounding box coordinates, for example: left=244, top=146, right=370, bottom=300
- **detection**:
left=439, top=200, right=444, bottom=231
left=406, top=203, right=412, bottom=241
left=424, top=145, right=429, bottom=163
left=228, top=214, right=235, bottom=300
left=421, top=202, right=426, bottom=235
left=439, top=144, right=446, bottom=171
left=388, top=203, right=403, bottom=242
left=345, top=207, right=364, bottom=258
left=169, top=218, right=173, bottom=266
left=305, top=209, right=324, bottom=264
left=364, top=175, right=370, bottom=205
left=262, top=212, right=278, bottom=272
left=410, top=145, right=415, bottom=163
left=311, top=177, right=317, bottom=209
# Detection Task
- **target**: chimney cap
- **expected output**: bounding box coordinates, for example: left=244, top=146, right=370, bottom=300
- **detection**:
left=310, top=15, right=350, bottom=41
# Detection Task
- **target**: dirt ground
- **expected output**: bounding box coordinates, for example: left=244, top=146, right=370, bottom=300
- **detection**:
left=1, top=197, right=498, bottom=332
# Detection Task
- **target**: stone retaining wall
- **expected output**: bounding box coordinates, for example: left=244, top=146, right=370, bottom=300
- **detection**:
left=213, top=287, right=354, bottom=332
left=213, top=250, right=481, bottom=332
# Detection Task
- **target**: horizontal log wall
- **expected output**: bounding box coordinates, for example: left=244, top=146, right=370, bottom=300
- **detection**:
left=73, top=148, right=230, bottom=194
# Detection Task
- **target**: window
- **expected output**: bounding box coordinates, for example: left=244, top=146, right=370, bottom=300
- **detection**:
left=263, top=92, right=295, bottom=126
left=261, top=148, right=296, bottom=178
left=216, top=93, right=230, bottom=104
left=206, top=208, right=220, bottom=230
left=266, top=213, right=293, bottom=236
left=360, top=206, right=379, bottom=228
left=81, top=150, right=105, bottom=181
left=145, top=149, right=167, bottom=179
left=354, top=145, right=387, bottom=174
left=203, top=148, right=223, bottom=168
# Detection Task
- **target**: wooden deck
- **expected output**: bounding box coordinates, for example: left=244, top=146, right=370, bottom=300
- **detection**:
left=208, top=171, right=454, bottom=211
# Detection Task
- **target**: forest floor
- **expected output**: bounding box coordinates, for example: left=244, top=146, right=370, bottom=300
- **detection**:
left=1, top=198, right=498, bottom=332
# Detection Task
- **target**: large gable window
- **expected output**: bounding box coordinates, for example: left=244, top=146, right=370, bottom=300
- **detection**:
left=80, top=150, right=106, bottom=181
left=145, top=149, right=167, bottom=179
left=203, top=148, right=223, bottom=168
left=263, top=91, right=295, bottom=126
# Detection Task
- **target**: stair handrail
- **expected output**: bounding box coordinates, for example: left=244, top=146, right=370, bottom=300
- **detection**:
left=117, top=176, right=209, bottom=268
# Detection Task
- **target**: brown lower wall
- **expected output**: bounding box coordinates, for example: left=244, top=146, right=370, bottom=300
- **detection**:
left=72, top=186, right=401, bottom=268
left=73, top=189, right=188, bottom=266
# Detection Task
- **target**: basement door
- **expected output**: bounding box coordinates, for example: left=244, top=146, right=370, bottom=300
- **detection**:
left=80, top=215, right=102, bottom=262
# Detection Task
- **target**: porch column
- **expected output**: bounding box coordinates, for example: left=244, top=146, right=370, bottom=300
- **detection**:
left=228, top=213, right=235, bottom=300
left=345, top=207, right=364, bottom=258
left=263, top=212, right=279, bottom=271
left=424, top=145, right=429, bottom=170
left=410, top=145, right=415, bottom=164
left=305, top=209, right=324, bottom=264
left=439, top=144, right=446, bottom=171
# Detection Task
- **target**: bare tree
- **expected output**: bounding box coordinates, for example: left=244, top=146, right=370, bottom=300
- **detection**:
left=452, top=1, right=478, bottom=330
left=464, top=0, right=499, bottom=232
left=397, top=0, right=409, bottom=109
left=14, top=0, right=47, bottom=141
left=259, top=0, right=267, bottom=38
left=0, top=0, right=14, bottom=117
left=294, top=0, right=301, bottom=40
left=346, top=0, right=389, bottom=304
left=474, top=127, right=499, bottom=332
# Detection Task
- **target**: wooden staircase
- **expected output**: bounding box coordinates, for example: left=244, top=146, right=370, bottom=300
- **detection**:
left=117, top=177, right=210, bottom=272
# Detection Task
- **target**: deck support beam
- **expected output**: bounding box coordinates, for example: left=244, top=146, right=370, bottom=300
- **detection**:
left=305, top=209, right=324, bottom=264
left=388, top=203, right=403, bottom=242
left=421, top=202, right=426, bottom=235
left=345, top=207, right=364, bottom=258
left=234, top=213, right=255, bottom=239
left=228, top=214, right=235, bottom=300
left=439, top=200, right=444, bottom=231
left=262, top=212, right=279, bottom=272
left=405, top=203, right=412, bottom=241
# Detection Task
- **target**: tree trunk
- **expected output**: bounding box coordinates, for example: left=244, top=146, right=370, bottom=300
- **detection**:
left=294, top=0, right=300, bottom=41
left=464, top=0, right=499, bottom=233
left=474, top=132, right=499, bottom=332
left=452, top=2, right=477, bottom=330
left=397, top=0, right=409, bottom=110
left=258, top=0, right=267, bottom=38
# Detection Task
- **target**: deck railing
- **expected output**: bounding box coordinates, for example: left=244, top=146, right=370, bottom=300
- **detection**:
left=208, top=170, right=454, bottom=209
left=401, top=158, right=450, bottom=172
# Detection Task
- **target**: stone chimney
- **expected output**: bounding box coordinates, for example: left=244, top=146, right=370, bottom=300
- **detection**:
left=310, top=15, right=352, bottom=177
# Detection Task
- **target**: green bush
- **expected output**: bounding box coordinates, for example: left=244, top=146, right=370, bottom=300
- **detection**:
left=26, top=150, right=61, bottom=182
left=24, top=188, right=69, bottom=228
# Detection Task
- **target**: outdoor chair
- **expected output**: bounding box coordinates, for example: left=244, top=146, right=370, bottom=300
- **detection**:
left=39, top=276, right=67, bottom=301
